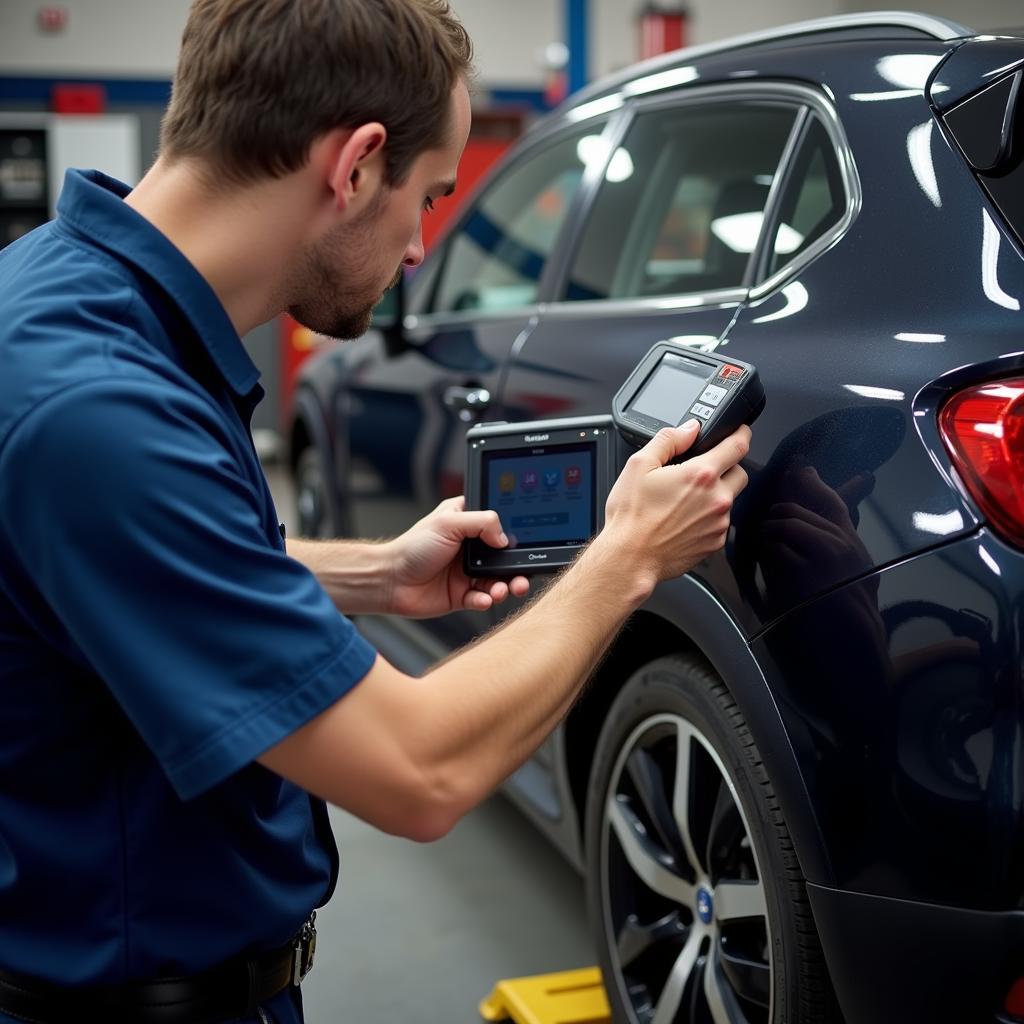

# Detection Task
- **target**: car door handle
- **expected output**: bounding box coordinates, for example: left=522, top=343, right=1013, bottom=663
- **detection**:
left=443, top=386, right=491, bottom=421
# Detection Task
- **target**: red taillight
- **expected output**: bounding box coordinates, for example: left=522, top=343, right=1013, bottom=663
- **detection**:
left=939, top=377, right=1024, bottom=547
left=1006, top=977, right=1024, bottom=1018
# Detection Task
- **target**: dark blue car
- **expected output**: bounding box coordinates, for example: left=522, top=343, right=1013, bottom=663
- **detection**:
left=289, top=13, right=1024, bottom=1023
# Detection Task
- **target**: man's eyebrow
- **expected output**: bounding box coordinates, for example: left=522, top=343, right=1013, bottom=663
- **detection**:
left=432, top=179, right=457, bottom=198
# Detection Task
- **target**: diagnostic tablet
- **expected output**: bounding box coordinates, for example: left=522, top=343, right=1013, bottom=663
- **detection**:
left=463, top=415, right=620, bottom=576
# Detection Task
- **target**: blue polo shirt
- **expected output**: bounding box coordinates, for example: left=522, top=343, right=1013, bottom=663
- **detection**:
left=0, top=169, right=377, bottom=1020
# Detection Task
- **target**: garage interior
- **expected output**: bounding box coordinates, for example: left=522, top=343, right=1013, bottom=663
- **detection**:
left=2, top=1, right=1023, bottom=1021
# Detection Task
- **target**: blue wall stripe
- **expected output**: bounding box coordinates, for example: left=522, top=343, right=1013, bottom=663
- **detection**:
left=0, top=77, right=547, bottom=111
left=0, top=76, right=172, bottom=105
left=488, top=88, right=549, bottom=111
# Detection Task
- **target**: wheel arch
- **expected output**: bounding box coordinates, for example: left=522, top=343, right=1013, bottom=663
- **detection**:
left=288, top=403, right=312, bottom=472
left=289, top=384, right=349, bottom=536
left=563, top=575, right=834, bottom=888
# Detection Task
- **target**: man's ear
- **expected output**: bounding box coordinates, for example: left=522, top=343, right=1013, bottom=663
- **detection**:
left=321, top=123, right=388, bottom=214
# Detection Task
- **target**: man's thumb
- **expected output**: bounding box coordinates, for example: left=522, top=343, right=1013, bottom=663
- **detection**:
left=643, top=419, right=700, bottom=466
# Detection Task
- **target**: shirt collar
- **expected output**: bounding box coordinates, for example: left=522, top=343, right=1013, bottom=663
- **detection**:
left=56, top=168, right=261, bottom=397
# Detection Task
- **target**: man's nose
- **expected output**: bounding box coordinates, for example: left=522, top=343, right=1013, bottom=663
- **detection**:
left=403, top=222, right=425, bottom=268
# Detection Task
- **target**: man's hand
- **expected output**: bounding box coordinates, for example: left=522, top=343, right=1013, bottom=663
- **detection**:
left=759, top=464, right=877, bottom=610
left=384, top=496, right=530, bottom=618
left=598, top=420, right=751, bottom=600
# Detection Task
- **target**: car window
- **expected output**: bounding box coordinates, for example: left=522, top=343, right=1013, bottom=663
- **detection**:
left=429, top=124, right=606, bottom=315
left=764, top=115, right=846, bottom=279
left=561, top=102, right=798, bottom=302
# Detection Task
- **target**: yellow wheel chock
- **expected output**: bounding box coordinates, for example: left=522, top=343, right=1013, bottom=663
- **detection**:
left=479, top=966, right=611, bottom=1024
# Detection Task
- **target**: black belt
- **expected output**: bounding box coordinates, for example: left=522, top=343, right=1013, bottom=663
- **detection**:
left=0, top=913, right=316, bottom=1024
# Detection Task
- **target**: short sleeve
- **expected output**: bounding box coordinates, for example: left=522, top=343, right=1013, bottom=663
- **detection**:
left=0, top=378, right=377, bottom=799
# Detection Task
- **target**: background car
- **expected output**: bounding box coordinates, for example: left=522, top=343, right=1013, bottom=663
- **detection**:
left=289, top=13, right=1024, bottom=1023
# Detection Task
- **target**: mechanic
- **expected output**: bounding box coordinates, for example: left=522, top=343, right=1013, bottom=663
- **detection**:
left=0, top=1, right=750, bottom=1022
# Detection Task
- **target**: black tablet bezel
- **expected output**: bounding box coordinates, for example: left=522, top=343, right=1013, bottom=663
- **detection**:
left=463, top=415, right=616, bottom=576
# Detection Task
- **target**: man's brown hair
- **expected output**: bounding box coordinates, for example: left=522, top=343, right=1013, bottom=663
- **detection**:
left=161, top=0, right=473, bottom=188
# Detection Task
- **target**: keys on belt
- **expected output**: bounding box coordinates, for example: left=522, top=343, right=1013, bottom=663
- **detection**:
left=292, top=911, right=317, bottom=986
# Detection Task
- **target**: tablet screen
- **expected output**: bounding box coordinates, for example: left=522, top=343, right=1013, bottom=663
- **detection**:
left=482, top=442, right=595, bottom=548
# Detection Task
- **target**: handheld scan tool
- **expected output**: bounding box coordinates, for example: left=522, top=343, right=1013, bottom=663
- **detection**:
left=463, top=416, right=624, bottom=577
left=612, top=342, right=764, bottom=458
left=463, top=344, right=764, bottom=576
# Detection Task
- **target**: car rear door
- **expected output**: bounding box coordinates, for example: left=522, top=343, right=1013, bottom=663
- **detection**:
left=501, top=87, right=806, bottom=422
left=492, top=85, right=807, bottom=823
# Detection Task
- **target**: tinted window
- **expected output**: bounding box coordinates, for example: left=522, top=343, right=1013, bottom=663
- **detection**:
left=765, top=116, right=846, bottom=279
left=945, top=71, right=1024, bottom=252
left=430, top=125, right=605, bottom=314
left=562, top=102, right=797, bottom=302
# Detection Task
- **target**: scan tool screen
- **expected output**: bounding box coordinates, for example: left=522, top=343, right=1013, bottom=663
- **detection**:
left=482, top=443, right=595, bottom=548
left=629, top=354, right=713, bottom=426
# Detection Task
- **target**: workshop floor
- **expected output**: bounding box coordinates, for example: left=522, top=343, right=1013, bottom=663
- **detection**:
left=265, top=462, right=596, bottom=1023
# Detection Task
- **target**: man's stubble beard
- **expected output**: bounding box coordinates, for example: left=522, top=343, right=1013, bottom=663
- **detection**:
left=286, top=193, right=401, bottom=341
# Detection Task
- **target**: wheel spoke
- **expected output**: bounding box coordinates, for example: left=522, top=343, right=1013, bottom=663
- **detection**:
left=650, top=927, right=704, bottom=1024
left=715, top=879, right=767, bottom=924
left=625, top=747, right=686, bottom=869
left=706, top=775, right=744, bottom=876
left=704, top=950, right=750, bottom=1024
left=671, top=723, right=705, bottom=875
left=608, top=795, right=695, bottom=905
left=605, top=707, right=776, bottom=1024
left=720, top=947, right=771, bottom=1008
left=616, top=910, right=687, bottom=969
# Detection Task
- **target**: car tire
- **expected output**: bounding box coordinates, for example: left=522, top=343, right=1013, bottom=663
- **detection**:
left=584, top=653, right=839, bottom=1024
left=294, top=445, right=335, bottom=539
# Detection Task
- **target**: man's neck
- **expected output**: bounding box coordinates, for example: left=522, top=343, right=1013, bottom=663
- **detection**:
left=124, top=157, right=311, bottom=336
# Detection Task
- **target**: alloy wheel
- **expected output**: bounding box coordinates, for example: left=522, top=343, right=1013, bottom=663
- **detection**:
left=295, top=447, right=330, bottom=538
left=600, top=713, right=772, bottom=1024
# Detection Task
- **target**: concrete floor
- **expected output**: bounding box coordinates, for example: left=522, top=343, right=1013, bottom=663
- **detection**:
left=302, top=801, right=595, bottom=1022
left=264, top=462, right=596, bottom=1022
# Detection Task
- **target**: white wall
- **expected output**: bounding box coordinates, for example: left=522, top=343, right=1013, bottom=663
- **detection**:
left=0, top=0, right=190, bottom=77
left=0, top=0, right=558, bottom=85
left=0, top=0, right=1019, bottom=87
left=686, top=0, right=841, bottom=51
left=841, top=0, right=1019, bottom=32
left=453, top=0, right=560, bottom=88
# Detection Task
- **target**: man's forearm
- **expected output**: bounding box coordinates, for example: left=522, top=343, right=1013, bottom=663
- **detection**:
left=411, top=536, right=652, bottom=813
left=256, top=533, right=647, bottom=841
left=286, top=537, right=394, bottom=615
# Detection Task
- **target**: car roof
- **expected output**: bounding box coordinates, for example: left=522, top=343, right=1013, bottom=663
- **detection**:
left=556, top=11, right=973, bottom=116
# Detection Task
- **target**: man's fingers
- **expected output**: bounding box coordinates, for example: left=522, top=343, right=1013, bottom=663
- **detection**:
left=462, top=573, right=530, bottom=608
left=446, top=509, right=507, bottom=548
left=462, top=575, right=530, bottom=611
left=464, top=589, right=491, bottom=611
left=631, top=421, right=701, bottom=469
left=687, top=424, right=751, bottom=478
left=836, top=471, right=875, bottom=508
left=760, top=515, right=836, bottom=549
left=721, top=462, right=748, bottom=498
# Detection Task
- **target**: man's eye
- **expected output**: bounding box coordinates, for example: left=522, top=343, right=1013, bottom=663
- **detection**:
left=424, top=197, right=435, bottom=213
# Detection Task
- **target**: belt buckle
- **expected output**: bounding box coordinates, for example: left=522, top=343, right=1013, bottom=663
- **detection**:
left=291, top=912, right=317, bottom=986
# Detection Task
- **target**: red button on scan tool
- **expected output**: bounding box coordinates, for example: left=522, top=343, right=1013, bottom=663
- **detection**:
left=721, top=364, right=744, bottom=379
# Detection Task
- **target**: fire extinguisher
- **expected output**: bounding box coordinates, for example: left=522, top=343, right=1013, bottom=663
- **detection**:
left=637, top=3, right=690, bottom=60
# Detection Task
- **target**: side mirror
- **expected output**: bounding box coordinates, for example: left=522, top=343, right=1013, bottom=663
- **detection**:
left=371, top=273, right=408, bottom=357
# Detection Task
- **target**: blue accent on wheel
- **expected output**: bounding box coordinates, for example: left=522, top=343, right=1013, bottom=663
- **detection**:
left=697, top=887, right=714, bottom=925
